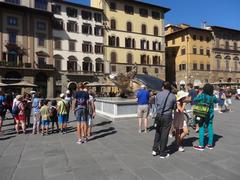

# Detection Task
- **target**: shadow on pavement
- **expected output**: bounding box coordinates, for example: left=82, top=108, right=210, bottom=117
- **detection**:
left=94, top=121, right=112, bottom=127
left=0, top=135, right=16, bottom=140
left=89, top=127, right=117, bottom=141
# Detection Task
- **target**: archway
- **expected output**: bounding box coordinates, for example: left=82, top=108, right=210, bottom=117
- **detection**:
left=35, top=72, right=48, bottom=98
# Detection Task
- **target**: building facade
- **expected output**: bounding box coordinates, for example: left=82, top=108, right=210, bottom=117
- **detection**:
left=166, top=24, right=213, bottom=85
left=0, top=0, right=54, bottom=97
left=52, top=0, right=105, bottom=94
left=210, top=26, right=240, bottom=83
left=91, top=0, right=170, bottom=80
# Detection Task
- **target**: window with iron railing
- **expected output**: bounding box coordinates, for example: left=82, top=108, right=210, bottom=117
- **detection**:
left=35, top=0, right=48, bottom=10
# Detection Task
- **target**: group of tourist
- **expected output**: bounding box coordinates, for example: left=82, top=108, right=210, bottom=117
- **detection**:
left=0, top=84, right=96, bottom=144
left=136, top=82, right=223, bottom=158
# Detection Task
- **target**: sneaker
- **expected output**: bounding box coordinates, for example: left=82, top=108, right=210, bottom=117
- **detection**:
left=138, top=129, right=142, bottom=133
left=206, top=145, right=214, bottom=150
left=193, top=145, right=204, bottom=151
left=152, top=151, right=157, bottom=156
left=218, top=111, right=223, bottom=114
left=76, top=139, right=82, bottom=144
left=178, top=146, right=185, bottom=152
left=144, top=129, right=148, bottom=133
left=159, top=153, right=170, bottom=159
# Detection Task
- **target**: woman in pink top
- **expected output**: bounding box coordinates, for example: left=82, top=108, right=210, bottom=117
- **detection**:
left=14, top=95, right=26, bottom=134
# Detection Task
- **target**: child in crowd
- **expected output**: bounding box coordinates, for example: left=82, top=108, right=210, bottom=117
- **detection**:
left=173, top=91, right=189, bottom=152
left=87, top=93, right=96, bottom=139
left=40, top=99, right=50, bottom=135
left=50, top=100, right=59, bottom=133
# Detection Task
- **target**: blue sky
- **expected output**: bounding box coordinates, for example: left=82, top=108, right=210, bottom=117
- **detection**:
left=69, top=0, right=240, bottom=30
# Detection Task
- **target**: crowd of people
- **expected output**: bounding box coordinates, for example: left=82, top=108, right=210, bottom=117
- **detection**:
left=0, top=84, right=96, bottom=144
left=136, top=82, right=236, bottom=158
left=0, top=81, right=238, bottom=159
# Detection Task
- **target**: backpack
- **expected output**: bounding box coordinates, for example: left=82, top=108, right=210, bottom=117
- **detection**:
left=12, top=103, right=20, bottom=116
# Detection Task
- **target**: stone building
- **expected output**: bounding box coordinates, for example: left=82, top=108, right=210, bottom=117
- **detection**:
left=90, top=0, right=170, bottom=80
left=0, top=0, right=54, bottom=97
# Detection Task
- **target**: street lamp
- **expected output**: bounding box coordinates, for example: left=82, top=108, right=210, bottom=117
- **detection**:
left=186, top=36, right=190, bottom=84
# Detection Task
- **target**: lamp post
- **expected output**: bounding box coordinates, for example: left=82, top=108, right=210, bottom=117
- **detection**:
left=186, top=36, right=190, bottom=84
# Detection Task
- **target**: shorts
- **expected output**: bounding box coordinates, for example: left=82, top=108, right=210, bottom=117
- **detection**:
left=58, top=114, right=68, bottom=124
left=75, top=108, right=87, bottom=122
left=42, top=119, right=50, bottom=126
left=88, top=115, right=93, bottom=127
left=137, top=105, right=149, bottom=118
left=15, top=115, right=25, bottom=122
left=225, top=98, right=232, bottom=106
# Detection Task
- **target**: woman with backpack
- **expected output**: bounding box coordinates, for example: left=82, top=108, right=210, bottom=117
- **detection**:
left=193, top=84, right=218, bottom=151
left=13, top=95, right=26, bottom=134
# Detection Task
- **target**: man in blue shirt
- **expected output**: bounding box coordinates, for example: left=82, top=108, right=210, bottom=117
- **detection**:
left=32, top=92, right=41, bottom=134
left=136, top=85, right=150, bottom=133
left=0, top=90, right=6, bottom=134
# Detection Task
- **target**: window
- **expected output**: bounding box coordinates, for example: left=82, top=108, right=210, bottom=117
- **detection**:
left=140, top=55, right=147, bottom=64
left=125, top=5, right=134, bottom=14
left=179, top=64, right=186, bottom=71
left=217, top=59, right=221, bottom=70
left=38, top=57, right=46, bottom=66
left=94, top=26, right=103, bottom=36
left=67, top=57, right=77, bottom=72
left=200, top=36, right=203, bottom=41
left=95, top=43, right=103, bottom=54
left=153, top=56, right=160, bottom=65
left=110, top=19, right=116, bottom=30
left=126, top=22, right=132, bottom=32
left=155, top=68, right=159, bottom=73
left=193, top=63, right=197, bottom=70
left=206, top=37, right=210, bottom=42
left=193, top=35, right=197, bottom=40
left=110, top=2, right=116, bottom=11
left=5, top=0, right=20, bottom=4
left=127, top=53, right=133, bottom=64
left=158, top=42, right=162, bottom=51
left=111, top=65, right=116, bottom=72
left=108, top=36, right=119, bottom=47
left=37, top=21, right=46, bottom=31
left=152, top=41, right=157, bottom=51
left=235, top=61, right=238, bottom=71
left=82, top=58, right=93, bottom=72
left=55, top=59, right=61, bottom=71
left=82, top=11, right=92, bottom=20
left=94, top=13, right=102, bottom=22
left=172, top=39, right=175, bottom=45
left=125, top=38, right=134, bottom=48
left=226, top=60, right=229, bottom=71
left=140, top=39, right=149, bottom=50
left=200, top=48, right=204, bottom=55
left=82, top=42, right=92, bottom=53
left=66, top=7, right=78, bottom=18
left=67, top=21, right=78, bottom=33
left=52, top=4, right=61, bottom=14
left=35, top=0, right=48, bottom=10
left=152, top=11, right=160, bottom=19
left=193, top=47, right=197, bottom=54
left=139, top=8, right=148, bottom=17
left=126, top=66, right=132, bottom=72
left=181, top=48, right=186, bottom=55
left=181, top=36, right=185, bottom=42
left=234, top=42, right=238, bottom=50
left=206, top=49, right=210, bottom=56
left=54, top=38, right=61, bottom=50
left=111, top=52, right=117, bottom=63
left=154, top=26, right=158, bottom=36
left=82, top=23, right=92, bottom=35
left=142, top=67, right=148, bottom=74
left=96, top=59, right=104, bottom=72
left=8, top=32, right=17, bottom=44
left=142, top=24, right=147, bottom=34
left=38, top=36, right=45, bottom=47
left=69, top=40, right=75, bottom=51
left=7, top=16, right=17, bottom=26
left=200, top=64, right=204, bottom=70
left=53, top=18, right=64, bottom=30
left=225, top=41, right=229, bottom=49
left=207, top=64, right=210, bottom=71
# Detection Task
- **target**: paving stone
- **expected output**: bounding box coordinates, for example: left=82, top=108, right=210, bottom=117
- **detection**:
left=0, top=155, right=20, bottom=167
left=197, top=161, right=240, bottom=180
left=0, top=166, right=16, bottom=180
left=164, top=171, right=196, bottom=180
left=134, top=167, right=167, bottom=180
left=46, top=172, right=75, bottom=180
left=200, top=175, right=225, bottom=180
left=12, top=166, right=43, bottom=180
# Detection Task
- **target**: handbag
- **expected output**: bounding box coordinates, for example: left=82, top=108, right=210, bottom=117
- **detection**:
left=193, top=95, right=212, bottom=119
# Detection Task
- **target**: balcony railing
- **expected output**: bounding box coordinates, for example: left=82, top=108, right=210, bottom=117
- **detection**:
left=38, top=64, right=54, bottom=69
left=0, top=61, right=32, bottom=68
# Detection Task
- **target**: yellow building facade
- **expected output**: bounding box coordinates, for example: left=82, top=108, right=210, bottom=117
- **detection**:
left=91, top=0, right=170, bottom=80
left=166, top=25, right=213, bottom=85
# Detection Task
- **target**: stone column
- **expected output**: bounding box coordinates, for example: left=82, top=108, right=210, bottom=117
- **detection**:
left=47, top=76, right=54, bottom=98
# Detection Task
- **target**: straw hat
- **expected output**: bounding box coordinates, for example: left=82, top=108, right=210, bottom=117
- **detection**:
left=176, top=91, right=189, bottom=101
left=60, top=93, right=65, bottom=98
left=66, top=90, right=70, bottom=94
left=16, top=95, right=23, bottom=101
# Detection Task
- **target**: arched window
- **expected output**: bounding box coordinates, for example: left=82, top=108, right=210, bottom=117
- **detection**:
left=154, top=26, right=158, bottom=36
left=127, top=53, right=133, bottom=64
left=126, top=22, right=132, bottom=32
left=225, top=55, right=231, bottom=60
left=110, top=19, right=116, bottom=30
left=141, top=24, right=147, bottom=34
left=217, top=59, right=221, bottom=70
left=53, top=54, right=63, bottom=71
left=111, top=52, right=117, bottom=63
left=82, top=57, right=92, bottom=72
left=226, top=60, right=229, bottom=71
left=67, top=56, right=78, bottom=72
left=140, top=54, right=146, bottom=64
left=95, top=58, right=104, bottom=72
